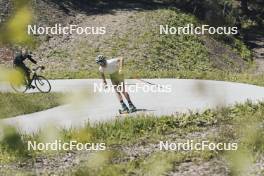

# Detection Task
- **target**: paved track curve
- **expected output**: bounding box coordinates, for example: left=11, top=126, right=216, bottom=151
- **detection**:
left=1, top=79, right=264, bottom=133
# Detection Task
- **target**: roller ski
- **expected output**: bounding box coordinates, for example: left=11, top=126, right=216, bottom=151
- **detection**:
left=119, top=104, right=137, bottom=114
left=129, top=104, right=137, bottom=113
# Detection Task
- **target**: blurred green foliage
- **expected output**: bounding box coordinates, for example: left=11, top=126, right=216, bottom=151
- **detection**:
left=0, top=0, right=34, bottom=47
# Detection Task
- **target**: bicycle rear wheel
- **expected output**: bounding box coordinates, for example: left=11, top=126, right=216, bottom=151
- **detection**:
left=10, top=79, right=28, bottom=93
left=35, top=76, right=51, bottom=93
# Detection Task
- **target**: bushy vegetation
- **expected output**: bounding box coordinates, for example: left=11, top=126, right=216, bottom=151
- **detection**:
left=162, top=0, right=263, bottom=28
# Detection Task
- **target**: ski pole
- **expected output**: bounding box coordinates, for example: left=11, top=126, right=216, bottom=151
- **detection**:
left=137, top=79, right=164, bottom=88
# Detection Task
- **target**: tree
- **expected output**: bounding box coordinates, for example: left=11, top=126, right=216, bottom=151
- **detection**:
left=240, top=0, right=249, bottom=15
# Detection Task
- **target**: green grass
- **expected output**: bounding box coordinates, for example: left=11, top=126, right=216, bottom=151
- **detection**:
left=119, top=9, right=211, bottom=72
left=40, top=7, right=257, bottom=85
left=69, top=102, right=264, bottom=176
left=0, top=92, right=63, bottom=119
left=45, top=69, right=264, bottom=87
left=1, top=101, right=264, bottom=174
left=42, top=9, right=251, bottom=78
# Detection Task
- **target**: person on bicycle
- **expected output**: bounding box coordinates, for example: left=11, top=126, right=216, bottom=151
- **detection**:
left=13, top=48, right=37, bottom=87
left=96, top=55, right=136, bottom=113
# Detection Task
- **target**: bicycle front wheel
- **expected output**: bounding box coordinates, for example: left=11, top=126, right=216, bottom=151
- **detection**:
left=34, top=76, right=51, bottom=93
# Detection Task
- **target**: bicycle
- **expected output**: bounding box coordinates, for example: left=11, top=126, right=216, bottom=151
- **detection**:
left=11, top=66, right=51, bottom=93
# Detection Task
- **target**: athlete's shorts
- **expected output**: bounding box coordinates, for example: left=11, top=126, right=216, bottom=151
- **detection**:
left=14, top=63, right=30, bottom=78
left=110, top=71, right=124, bottom=85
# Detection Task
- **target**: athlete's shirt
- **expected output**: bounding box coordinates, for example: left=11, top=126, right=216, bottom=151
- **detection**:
left=13, top=53, right=37, bottom=65
left=99, top=58, right=119, bottom=74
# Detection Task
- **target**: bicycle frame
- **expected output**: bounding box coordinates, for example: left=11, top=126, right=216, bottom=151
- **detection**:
left=27, top=66, right=44, bottom=87
left=27, top=73, right=37, bottom=87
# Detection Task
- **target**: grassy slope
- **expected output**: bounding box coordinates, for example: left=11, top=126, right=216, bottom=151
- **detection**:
left=0, top=93, right=63, bottom=119
left=40, top=9, right=251, bottom=79
left=0, top=101, right=263, bottom=175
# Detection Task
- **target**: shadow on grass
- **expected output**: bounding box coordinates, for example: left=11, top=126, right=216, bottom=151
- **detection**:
left=43, top=0, right=177, bottom=15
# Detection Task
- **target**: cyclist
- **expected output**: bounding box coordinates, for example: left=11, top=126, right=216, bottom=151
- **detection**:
left=13, top=48, right=37, bottom=88
left=96, top=55, right=136, bottom=113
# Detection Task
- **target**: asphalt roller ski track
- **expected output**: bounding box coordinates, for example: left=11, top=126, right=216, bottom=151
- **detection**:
left=1, top=79, right=264, bottom=133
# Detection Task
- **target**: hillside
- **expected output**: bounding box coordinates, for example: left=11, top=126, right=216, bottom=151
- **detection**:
left=0, top=0, right=252, bottom=79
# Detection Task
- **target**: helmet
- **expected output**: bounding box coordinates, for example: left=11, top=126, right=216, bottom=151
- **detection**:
left=96, top=55, right=107, bottom=65
left=21, top=48, right=29, bottom=57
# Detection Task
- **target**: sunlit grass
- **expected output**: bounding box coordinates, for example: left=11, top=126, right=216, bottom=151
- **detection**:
left=0, top=101, right=263, bottom=175
left=44, top=69, right=264, bottom=87
left=0, top=92, right=64, bottom=119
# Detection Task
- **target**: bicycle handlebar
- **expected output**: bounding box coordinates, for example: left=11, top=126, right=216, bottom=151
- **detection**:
left=32, top=66, right=45, bottom=72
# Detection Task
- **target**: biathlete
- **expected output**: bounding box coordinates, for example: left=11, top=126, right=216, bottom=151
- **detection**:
left=95, top=55, right=136, bottom=113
